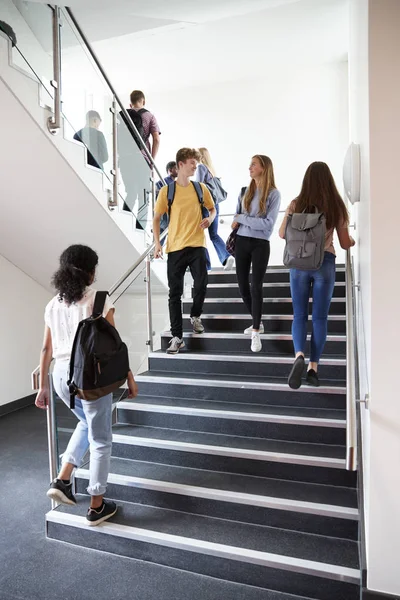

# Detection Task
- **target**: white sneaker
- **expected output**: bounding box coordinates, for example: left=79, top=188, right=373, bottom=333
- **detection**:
left=244, top=323, right=264, bottom=335
left=251, top=332, right=262, bottom=353
left=190, top=316, right=205, bottom=334
left=166, top=337, right=185, bottom=354
left=224, top=256, right=235, bottom=271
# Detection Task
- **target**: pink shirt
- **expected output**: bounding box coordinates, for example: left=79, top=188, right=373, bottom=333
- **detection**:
left=132, top=109, right=160, bottom=151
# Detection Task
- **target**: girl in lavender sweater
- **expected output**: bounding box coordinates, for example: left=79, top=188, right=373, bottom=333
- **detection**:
left=232, top=155, right=281, bottom=352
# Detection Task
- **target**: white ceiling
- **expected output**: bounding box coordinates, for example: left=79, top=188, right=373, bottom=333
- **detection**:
left=19, top=0, right=349, bottom=95
left=59, top=0, right=349, bottom=95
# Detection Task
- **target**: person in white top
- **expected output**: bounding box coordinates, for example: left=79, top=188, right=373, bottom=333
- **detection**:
left=35, top=245, right=138, bottom=526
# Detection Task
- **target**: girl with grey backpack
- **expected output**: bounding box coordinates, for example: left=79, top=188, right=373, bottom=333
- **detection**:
left=279, top=162, right=355, bottom=389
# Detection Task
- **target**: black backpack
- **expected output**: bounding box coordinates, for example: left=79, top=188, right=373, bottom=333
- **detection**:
left=118, top=107, right=148, bottom=151
left=67, top=292, right=130, bottom=409
left=167, top=181, right=209, bottom=219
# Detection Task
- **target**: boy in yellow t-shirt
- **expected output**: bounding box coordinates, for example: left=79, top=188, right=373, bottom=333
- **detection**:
left=153, top=148, right=216, bottom=354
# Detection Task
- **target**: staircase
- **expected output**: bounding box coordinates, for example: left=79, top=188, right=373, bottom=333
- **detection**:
left=46, top=266, right=360, bottom=600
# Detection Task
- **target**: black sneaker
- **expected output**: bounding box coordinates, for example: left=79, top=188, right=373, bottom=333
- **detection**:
left=47, top=479, right=77, bottom=506
left=306, top=369, right=320, bottom=387
left=288, top=356, right=305, bottom=390
left=86, top=500, right=118, bottom=527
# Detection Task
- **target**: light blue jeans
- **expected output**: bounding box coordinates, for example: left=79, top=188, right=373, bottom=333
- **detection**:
left=53, top=360, right=113, bottom=497
left=290, top=251, right=336, bottom=363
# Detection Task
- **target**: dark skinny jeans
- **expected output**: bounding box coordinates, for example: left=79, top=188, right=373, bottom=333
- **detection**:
left=167, top=246, right=208, bottom=339
left=235, top=235, right=270, bottom=330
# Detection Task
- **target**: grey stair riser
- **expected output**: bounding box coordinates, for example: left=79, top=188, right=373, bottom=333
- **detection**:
left=208, top=271, right=346, bottom=284
left=148, top=355, right=346, bottom=381
left=74, top=477, right=357, bottom=540
left=112, top=442, right=356, bottom=487
left=135, top=380, right=346, bottom=410
left=47, top=522, right=359, bottom=600
left=182, top=317, right=346, bottom=334
left=204, top=285, right=345, bottom=299
left=117, top=409, right=346, bottom=445
left=185, top=300, right=346, bottom=316
left=161, top=336, right=346, bottom=356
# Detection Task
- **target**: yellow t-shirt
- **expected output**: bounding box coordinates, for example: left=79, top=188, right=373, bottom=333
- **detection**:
left=154, top=182, right=215, bottom=253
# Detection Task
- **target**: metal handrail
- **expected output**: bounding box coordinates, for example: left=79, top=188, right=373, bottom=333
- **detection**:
left=108, top=228, right=167, bottom=297
left=345, top=248, right=357, bottom=471
left=64, top=7, right=165, bottom=185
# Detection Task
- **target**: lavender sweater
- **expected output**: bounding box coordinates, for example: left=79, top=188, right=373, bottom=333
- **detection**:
left=236, top=188, right=281, bottom=241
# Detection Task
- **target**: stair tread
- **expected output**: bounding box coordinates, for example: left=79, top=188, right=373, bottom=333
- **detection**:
left=119, top=396, right=346, bottom=421
left=112, top=425, right=346, bottom=459
left=78, top=457, right=358, bottom=508
left=150, top=349, right=347, bottom=362
left=161, top=331, right=346, bottom=340
left=54, top=498, right=359, bottom=569
left=136, top=370, right=346, bottom=391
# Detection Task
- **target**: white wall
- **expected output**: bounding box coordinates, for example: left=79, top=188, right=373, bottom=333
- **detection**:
left=350, top=0, right=400, bottom=595
left=151, top=63, right=349, bottom=266
left=348, top=0, right=372, bottom=548
left=367, top=0, right=400, bottom=594
left=0, top=255, right=51, bottom=406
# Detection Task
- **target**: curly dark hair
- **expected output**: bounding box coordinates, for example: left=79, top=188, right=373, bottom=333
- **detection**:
left=52, top=245, right=99, bottom=305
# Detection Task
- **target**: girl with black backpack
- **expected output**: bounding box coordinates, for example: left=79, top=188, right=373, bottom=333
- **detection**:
left=279, top=162, right=355, bottom=389
left=35, top=245, right=138, bottom=525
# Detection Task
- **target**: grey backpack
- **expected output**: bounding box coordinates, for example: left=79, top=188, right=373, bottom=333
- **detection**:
left=283, top=209, right=326, bottom=270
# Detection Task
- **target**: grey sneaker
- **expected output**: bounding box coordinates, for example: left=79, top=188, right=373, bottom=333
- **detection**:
left=167, top=336, right=185, bottom=354
left=190, top=316, right=205, bottom=334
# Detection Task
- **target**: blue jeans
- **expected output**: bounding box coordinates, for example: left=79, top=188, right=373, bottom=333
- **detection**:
left=290, top=251, right=336, bottom=363
left=205, top=203, right=230, bottom=269
left=53, top=360, right=113, bottom=497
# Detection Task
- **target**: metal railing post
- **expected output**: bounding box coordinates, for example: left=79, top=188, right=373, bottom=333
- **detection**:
left=345, top=249, right=357, bottom=471
left=110, top=96, right=119, bottom=209
left=145, top=256, right=154, bottom=352
left=47, top=6, right=62, bottom=135
left=46, top=374, right=58, bottom=507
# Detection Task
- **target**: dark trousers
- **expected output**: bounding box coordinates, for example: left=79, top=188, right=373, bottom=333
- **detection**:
left=167, top=247, right=208, bottom=338
left=235, top=235, right=270, bottom=329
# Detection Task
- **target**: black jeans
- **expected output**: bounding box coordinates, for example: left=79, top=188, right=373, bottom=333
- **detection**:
left=167, top=247, right=208, bottom=338
left=235, top=235, right=270, bottom=329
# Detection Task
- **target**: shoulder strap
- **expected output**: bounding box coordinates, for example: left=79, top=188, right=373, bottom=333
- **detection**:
left=137, top=108, right=148, bottom=115
left=67, top=319, right=86, bottom=409
left=167, top=182, right=176, bottom=218
left=92, top=291, right=108, bottom=318
left=192, top=181, right=204, bottom=205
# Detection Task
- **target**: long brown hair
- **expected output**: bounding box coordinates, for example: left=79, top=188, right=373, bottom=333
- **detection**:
left=294, top=162, right=349, bottom=230
left=243, top=155, right=276, bottom=216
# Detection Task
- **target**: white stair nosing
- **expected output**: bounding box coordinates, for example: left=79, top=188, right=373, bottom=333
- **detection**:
left=75, top=469, right=358, bottom=520
left=135, top=374, right=346, bottom=395
left=209, top=268, right=345, bottom=275
left=117, top=401, right=346, bottom=428
left=46, top=511, right=359, bottom=583
left=161, top=331, right=346, bottom=342
left=184, top=297, right=345, bottom=303
left=181, top=313, right=346, bottom=321
left=148, top=351, right=346, bottom=366
left=112, top=434, right=346, bottom=469
left=207, top=282, right=346, bottom=289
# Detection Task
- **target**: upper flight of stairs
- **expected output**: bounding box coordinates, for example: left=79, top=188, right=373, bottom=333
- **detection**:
left=46, top=265, right=360, bottom=600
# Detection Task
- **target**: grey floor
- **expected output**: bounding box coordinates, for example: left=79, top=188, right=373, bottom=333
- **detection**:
left=0, top=405, right=279, bottom=600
